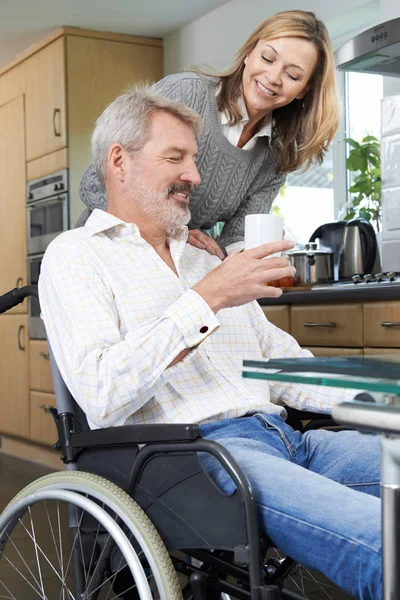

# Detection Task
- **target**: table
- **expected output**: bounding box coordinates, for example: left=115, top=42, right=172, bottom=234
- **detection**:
left=243, top=355, right=400, bottom=600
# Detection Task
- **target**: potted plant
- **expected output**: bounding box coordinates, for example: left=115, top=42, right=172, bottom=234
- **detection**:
left=344, top=135, right=381, bottom=231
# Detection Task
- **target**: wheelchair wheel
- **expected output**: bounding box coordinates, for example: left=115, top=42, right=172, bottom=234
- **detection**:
left=0, top=471, right=181, bottom=600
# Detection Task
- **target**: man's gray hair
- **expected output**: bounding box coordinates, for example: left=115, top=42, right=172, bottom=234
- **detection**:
left=91, top=83, right=202, bottom=186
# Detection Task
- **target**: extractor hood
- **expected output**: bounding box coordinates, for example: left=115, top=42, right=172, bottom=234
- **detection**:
left=335, top=17, right=400, bottom=77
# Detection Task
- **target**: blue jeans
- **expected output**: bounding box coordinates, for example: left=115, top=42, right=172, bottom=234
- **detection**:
left=200, top=413, right=381, bottom=600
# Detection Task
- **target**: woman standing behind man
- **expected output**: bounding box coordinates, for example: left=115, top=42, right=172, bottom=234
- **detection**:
left=78, top=10, right=339, bottom=257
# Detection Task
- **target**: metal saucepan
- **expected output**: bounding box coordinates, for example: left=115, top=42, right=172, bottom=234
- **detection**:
left=286, top=242, right=334, bottom=285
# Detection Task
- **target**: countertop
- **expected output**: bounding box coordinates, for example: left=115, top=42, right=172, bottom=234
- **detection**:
left=258, top=283, right=400, bottom=306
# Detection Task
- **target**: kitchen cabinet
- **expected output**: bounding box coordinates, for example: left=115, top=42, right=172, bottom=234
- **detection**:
left=29, top=340, right=54, bottom=394
left=29, top=342, right=57, bottom=445
left=261, top=306, right=290, bottom=334
left=0, top=315, right=29, bottom=438
left=0, top=95, right=27, bottom=309
left=364, top=348, right=400, bottom=355
left=303, top=347, right=363, bottom=357
left=261, top=298, right=400, bottom=356
left=23, top=37, right=67, bottom=161
left=30, top=391, right=57, bottom=446
left=291, top=304, right=363, bottom=348
left=0, top=27, right=163, bottom=449
left=66, top=33, right=163, bottom=225
left=363, top=301, right=400, bottom=348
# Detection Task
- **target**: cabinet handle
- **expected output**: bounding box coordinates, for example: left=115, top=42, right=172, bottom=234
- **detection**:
left=15, top=277, right=23, bottom=288
left=39, top=351, right=50, bottom=360
left=39, top=404, right=56, bottom=414
left=17, top=325, right=25, bottom=351
left=381, top=321, right=400, bottom=328
left=303, top=322, right=337, bottom=328
left=53, top=108, right=61, bottom=137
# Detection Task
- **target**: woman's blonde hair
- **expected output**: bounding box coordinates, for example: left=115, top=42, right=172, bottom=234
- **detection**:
left=202, top=10, right=339, bottom=173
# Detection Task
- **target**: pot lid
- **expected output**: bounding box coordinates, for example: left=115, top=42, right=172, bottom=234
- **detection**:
left=286, top=242, right=334, bottom=256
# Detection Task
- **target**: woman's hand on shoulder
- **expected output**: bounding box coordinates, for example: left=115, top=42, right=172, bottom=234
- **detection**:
left=187, top=229, right=226, bottom=261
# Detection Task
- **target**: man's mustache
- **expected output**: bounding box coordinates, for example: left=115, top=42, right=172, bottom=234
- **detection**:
left=167, top=183, right=194, bottom=196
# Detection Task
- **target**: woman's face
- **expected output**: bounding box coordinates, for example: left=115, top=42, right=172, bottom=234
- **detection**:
left=242, top=36, right=319, bottom=121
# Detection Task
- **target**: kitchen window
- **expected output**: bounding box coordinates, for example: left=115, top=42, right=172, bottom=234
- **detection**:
left=273, top=147, right=335, bottom=245
left=273, top=70, right=383, bottom=245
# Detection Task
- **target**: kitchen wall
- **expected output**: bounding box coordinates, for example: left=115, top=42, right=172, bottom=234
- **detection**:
left=381, top=0, right=400, bottom=96
left=163, top=0, right=382, bottom=75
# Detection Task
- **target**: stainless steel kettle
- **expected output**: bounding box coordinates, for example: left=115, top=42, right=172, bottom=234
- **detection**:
left=338, top=218, right=377, bottom=279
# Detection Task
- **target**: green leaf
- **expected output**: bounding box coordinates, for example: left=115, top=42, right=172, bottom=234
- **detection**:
left=359, top=208, right=372, bottom=221
left=353, top=173, right=370, bottom=184
left=347, top=154, right=363, bottom=172
left=346, top=136, right=381, bottom=229
left=349, top=183, right=365, bottom=193
left=344, top=138, right=361, bottom=149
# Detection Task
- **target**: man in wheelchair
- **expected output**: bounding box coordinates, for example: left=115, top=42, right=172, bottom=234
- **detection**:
left=38, top=85, right=381, bottom=600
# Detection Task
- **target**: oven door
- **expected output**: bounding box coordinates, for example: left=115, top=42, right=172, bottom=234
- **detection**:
left=27, top=254, right=46, bottom=339
left=27, top=194, right=68, bottom=255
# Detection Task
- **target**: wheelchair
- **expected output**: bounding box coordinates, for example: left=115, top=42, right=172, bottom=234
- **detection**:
left=0, top=285, right=349, bottom=600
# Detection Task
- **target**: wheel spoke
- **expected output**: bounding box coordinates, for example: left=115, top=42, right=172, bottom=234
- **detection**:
left=56, top=501, right=66, bottom=600
left=0, top=580, right=19, bottom=600
left=59, top=502, right=88, bottom=592
left=1, top=472, right=179, bottom=600
left=72, top=504, right=88, bottom=589
left=5, top=531, right=43, bottom=592
left=83, top=532, right=117, bottom=599
left=12, top=525, right=76, bottom=599
left=2, top=554, right=47, bottom=599
left=44, top=500, right=63, bottom=571
left=28, top=506, right=48, bottom=599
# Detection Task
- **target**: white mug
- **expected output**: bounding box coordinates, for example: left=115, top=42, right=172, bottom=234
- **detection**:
left=244, top=214, right=284, bottom=257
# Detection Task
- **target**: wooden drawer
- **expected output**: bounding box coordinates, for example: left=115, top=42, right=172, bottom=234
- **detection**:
left=303, top=347, right=363, bottom=357
left=261, top=306, right=290, bottom=333
left=29, top=340, right=54, bottom=393
left=364, top=348, right=400, bottom=356
left=30, top=391, right=57, bottom=446
left=364, top=301, right=400, bottom=348
left=291, top=303, right=363, bottom=347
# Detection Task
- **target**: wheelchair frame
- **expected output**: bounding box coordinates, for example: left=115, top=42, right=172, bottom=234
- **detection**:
left=0, top=285, right=328, bottom=600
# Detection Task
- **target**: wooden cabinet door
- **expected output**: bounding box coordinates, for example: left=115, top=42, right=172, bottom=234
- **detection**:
left=291, top=303, right=363, bottom=347
left=24, top=37, right=67, bottom=161
left=364, top=301, right=400, bottom=348
left=66, top=35, right=163, bottom=225
left=30, top=391, right=57, bottom=445
left=0, top=95, right=27, bottom=307
left=303, top=347, right=363, bottom=357
left=0, top=315, right=29, bottom=437
left=261, top=306, right=290, bottom=333
left=364, top=348, right=400, bottom=356
left=29, top=340, right=54, bottom=393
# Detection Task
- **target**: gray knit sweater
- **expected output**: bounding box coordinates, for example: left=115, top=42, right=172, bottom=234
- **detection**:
left=78, top=73, right=286, bottom=247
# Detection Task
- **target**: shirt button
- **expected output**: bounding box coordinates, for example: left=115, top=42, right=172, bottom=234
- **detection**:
left=200, top=326, right=209, bottom=334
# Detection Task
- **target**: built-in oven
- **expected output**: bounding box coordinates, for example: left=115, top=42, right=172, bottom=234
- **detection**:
left=27, top=253, right=45, bottom=339
left=26, top=169, right=69, bottom=256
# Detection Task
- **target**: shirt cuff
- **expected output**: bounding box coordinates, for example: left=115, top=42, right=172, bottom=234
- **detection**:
left=164, top=289, right=220, bottom=347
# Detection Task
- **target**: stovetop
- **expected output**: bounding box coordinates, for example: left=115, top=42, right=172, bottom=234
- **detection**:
left=312, top=272, right=400, bottom=290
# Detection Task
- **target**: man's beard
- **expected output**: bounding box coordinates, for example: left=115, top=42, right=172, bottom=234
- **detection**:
left=128, top=165, right=192, bottom=233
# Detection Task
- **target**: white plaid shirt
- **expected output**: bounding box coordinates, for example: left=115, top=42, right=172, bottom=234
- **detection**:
left=39, top=209, right=352, bottom=430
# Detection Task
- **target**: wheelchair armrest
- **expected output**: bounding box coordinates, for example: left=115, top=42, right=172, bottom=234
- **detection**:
left=71, top=423, right=202, bottom=449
